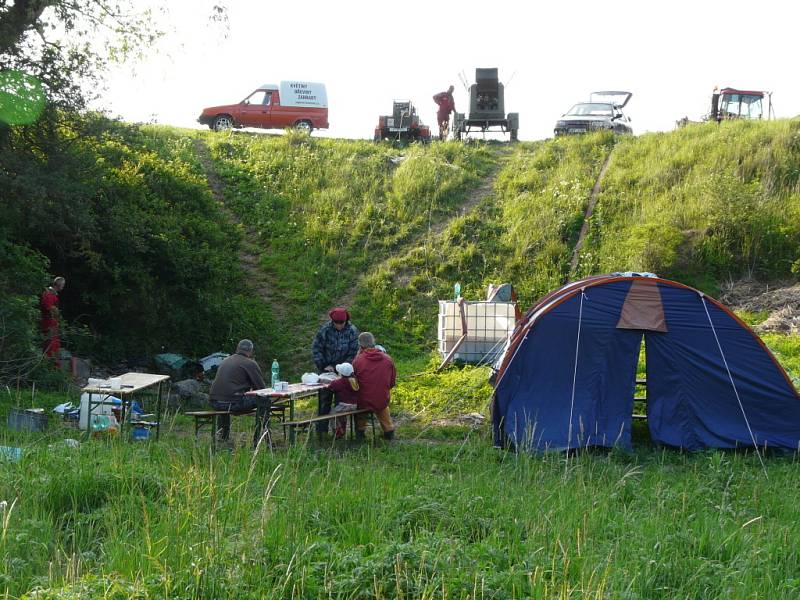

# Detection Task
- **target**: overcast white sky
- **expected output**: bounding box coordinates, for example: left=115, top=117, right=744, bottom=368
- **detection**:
left=99, top=0, right=799, bottom=141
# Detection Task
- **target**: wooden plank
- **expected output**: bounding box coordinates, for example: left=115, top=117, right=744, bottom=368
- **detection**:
left=283, top=409, right=371, bottom=427
left=185, top=410, right=256, bottom=417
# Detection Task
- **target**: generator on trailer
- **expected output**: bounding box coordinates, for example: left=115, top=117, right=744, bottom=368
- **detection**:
left=374, top=100, right=431, bottom=143
left=452, top=68, right=519, bottom=141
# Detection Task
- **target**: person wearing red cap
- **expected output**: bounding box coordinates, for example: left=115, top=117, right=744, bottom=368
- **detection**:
left=311, top=306, right=360, bottom=435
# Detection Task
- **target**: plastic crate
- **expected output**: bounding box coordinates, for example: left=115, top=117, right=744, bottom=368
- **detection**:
left=7, top=408, right=49, bottom=432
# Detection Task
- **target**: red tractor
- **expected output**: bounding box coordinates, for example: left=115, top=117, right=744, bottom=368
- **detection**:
left=678, top=87, right=775, bottom=127
left=374, top=100, right=431, bottom=143
left=710, top=87, right=774, bottom=121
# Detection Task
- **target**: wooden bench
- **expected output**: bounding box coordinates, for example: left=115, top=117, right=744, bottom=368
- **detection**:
left=186, top=401, right=288, bottom=449
left=185, top=409, right=256, bottom=437
left=282, top=409, right=376, bottom=443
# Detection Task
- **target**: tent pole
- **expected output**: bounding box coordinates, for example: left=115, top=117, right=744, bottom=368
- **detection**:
left=700, top=294, right=768, bottom=478
left=566, top=289, right=587, bottom=455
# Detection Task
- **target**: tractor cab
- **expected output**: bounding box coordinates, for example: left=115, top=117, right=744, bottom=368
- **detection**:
left=711, top=88, right=768, bottom=121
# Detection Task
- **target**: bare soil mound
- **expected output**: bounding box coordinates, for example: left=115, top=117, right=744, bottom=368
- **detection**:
left=719, top=280, right=800, bottom=334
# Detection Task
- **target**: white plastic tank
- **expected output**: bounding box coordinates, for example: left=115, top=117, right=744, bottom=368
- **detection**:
left=438, top=300, right=516, bottom=364
left=79, top=392, right=120, bottom=430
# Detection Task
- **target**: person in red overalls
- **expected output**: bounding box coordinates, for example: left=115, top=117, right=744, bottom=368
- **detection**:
left=40, top=276, right=66, bottom=358
left=433, top=86, right=456, bottom=141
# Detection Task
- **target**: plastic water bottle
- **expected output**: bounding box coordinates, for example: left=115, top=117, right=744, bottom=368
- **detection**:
left=271, top=359, right=279, bottom=389
left=454, top=282, right=461, bottom=300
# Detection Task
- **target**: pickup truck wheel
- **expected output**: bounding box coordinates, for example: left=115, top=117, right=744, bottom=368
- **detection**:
left=212, top=115, right=233, bottom=131
left=294, top=120, right=313, bottom=133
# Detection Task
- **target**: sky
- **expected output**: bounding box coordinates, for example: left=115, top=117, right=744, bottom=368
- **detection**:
left=99, top=0, right=800, bottom=142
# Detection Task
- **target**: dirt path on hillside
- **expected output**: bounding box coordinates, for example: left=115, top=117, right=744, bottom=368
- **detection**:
left=568, top=149, right=615, bottom=279
left=326, top=148, right=512, bottom=316
left=193, top=139, right=287, bottom=321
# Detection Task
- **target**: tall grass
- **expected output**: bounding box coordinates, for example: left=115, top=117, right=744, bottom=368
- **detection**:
left=2, top=433, right=800, bottom=599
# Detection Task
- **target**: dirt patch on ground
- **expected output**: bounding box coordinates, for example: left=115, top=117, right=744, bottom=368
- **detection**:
left=719, top=279, right=800, bottom=334
left=429, top=412, right=486, bottom=428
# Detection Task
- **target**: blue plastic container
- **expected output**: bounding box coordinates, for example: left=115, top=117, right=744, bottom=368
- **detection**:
left=131, top=426, right=150, bottom=441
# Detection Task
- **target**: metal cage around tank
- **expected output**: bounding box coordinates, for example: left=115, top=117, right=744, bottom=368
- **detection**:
left=437, top=300, right=517, bottom=365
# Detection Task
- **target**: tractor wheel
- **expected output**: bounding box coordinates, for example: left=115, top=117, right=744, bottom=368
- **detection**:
left=510, top=129, right=518, bottom=142
left=212, top=115, right=234, bottom=131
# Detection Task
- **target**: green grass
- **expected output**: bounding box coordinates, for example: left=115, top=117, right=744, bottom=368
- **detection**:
left=579, top=120, right=800, bottom=292
left=197, top=132, right=495, bottom=368
left=2, top=324, right=800, bottom=598
left=3, top=423, right=800, bottom=599
left=5, top=116, right=800, bottom=598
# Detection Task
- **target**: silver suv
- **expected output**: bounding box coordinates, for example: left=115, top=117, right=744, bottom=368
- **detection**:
left=554, top=91, right=632, bottom=136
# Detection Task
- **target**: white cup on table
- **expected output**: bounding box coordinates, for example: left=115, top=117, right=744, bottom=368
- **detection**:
left=110, top=377, right=122, bottom=390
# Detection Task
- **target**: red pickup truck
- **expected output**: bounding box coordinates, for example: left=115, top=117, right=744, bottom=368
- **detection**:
left=198, top=81, right=329, bottom=133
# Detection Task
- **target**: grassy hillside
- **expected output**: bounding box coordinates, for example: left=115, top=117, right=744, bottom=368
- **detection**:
left=4, top=119, right=800, bottom=600
left=578, top=120, right=800, bottom=292
left=198, top=131, right=494, bottom=365
left=2, top=117, right=799, bottom=381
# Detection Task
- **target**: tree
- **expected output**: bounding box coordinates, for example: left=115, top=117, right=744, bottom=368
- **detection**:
left=0, top=0, right=162, bottom=112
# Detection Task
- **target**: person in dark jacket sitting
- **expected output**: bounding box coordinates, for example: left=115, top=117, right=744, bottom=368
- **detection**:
left=311, top=306, right=359, bottom=435
left=209, top=339, right=266, bottom=441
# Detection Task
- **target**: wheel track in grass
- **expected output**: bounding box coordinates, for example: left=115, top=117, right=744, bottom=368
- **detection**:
left=568, top=147, right=615, bottom=279
left=193, top=138, right=289, bottom=324
left=196, top=138, right=510, bottom=366
left=327, top=146, right=513, bottom=319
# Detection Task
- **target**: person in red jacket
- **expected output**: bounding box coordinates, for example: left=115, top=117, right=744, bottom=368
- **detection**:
left=433, top=86, right=456, bottom=141
left=40, top=276, right=66, bottom=358
left=352, top=332, right=396, bottom=440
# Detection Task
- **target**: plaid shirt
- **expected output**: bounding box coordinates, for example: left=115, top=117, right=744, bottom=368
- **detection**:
left=311, top=321, right=360, bottom=371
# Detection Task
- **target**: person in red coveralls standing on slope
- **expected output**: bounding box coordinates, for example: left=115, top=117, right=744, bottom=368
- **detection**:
left=352, top=332, right=396, bottom=440
left=433, top=85, right=456, bottom=141
left=40, top=276, right=66, bottom=359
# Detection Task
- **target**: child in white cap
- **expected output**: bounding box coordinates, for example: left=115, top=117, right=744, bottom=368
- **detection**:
left=329, top=362, right=359, bottom=438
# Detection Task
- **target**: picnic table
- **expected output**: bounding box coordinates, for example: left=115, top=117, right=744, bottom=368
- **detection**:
left=247, top=382, right=330, bottom=443
left=81, top=372, right=170, bottom=440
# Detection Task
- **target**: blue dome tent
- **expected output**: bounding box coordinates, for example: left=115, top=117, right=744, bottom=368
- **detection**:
left=492, top=274, right=800, bottom=451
